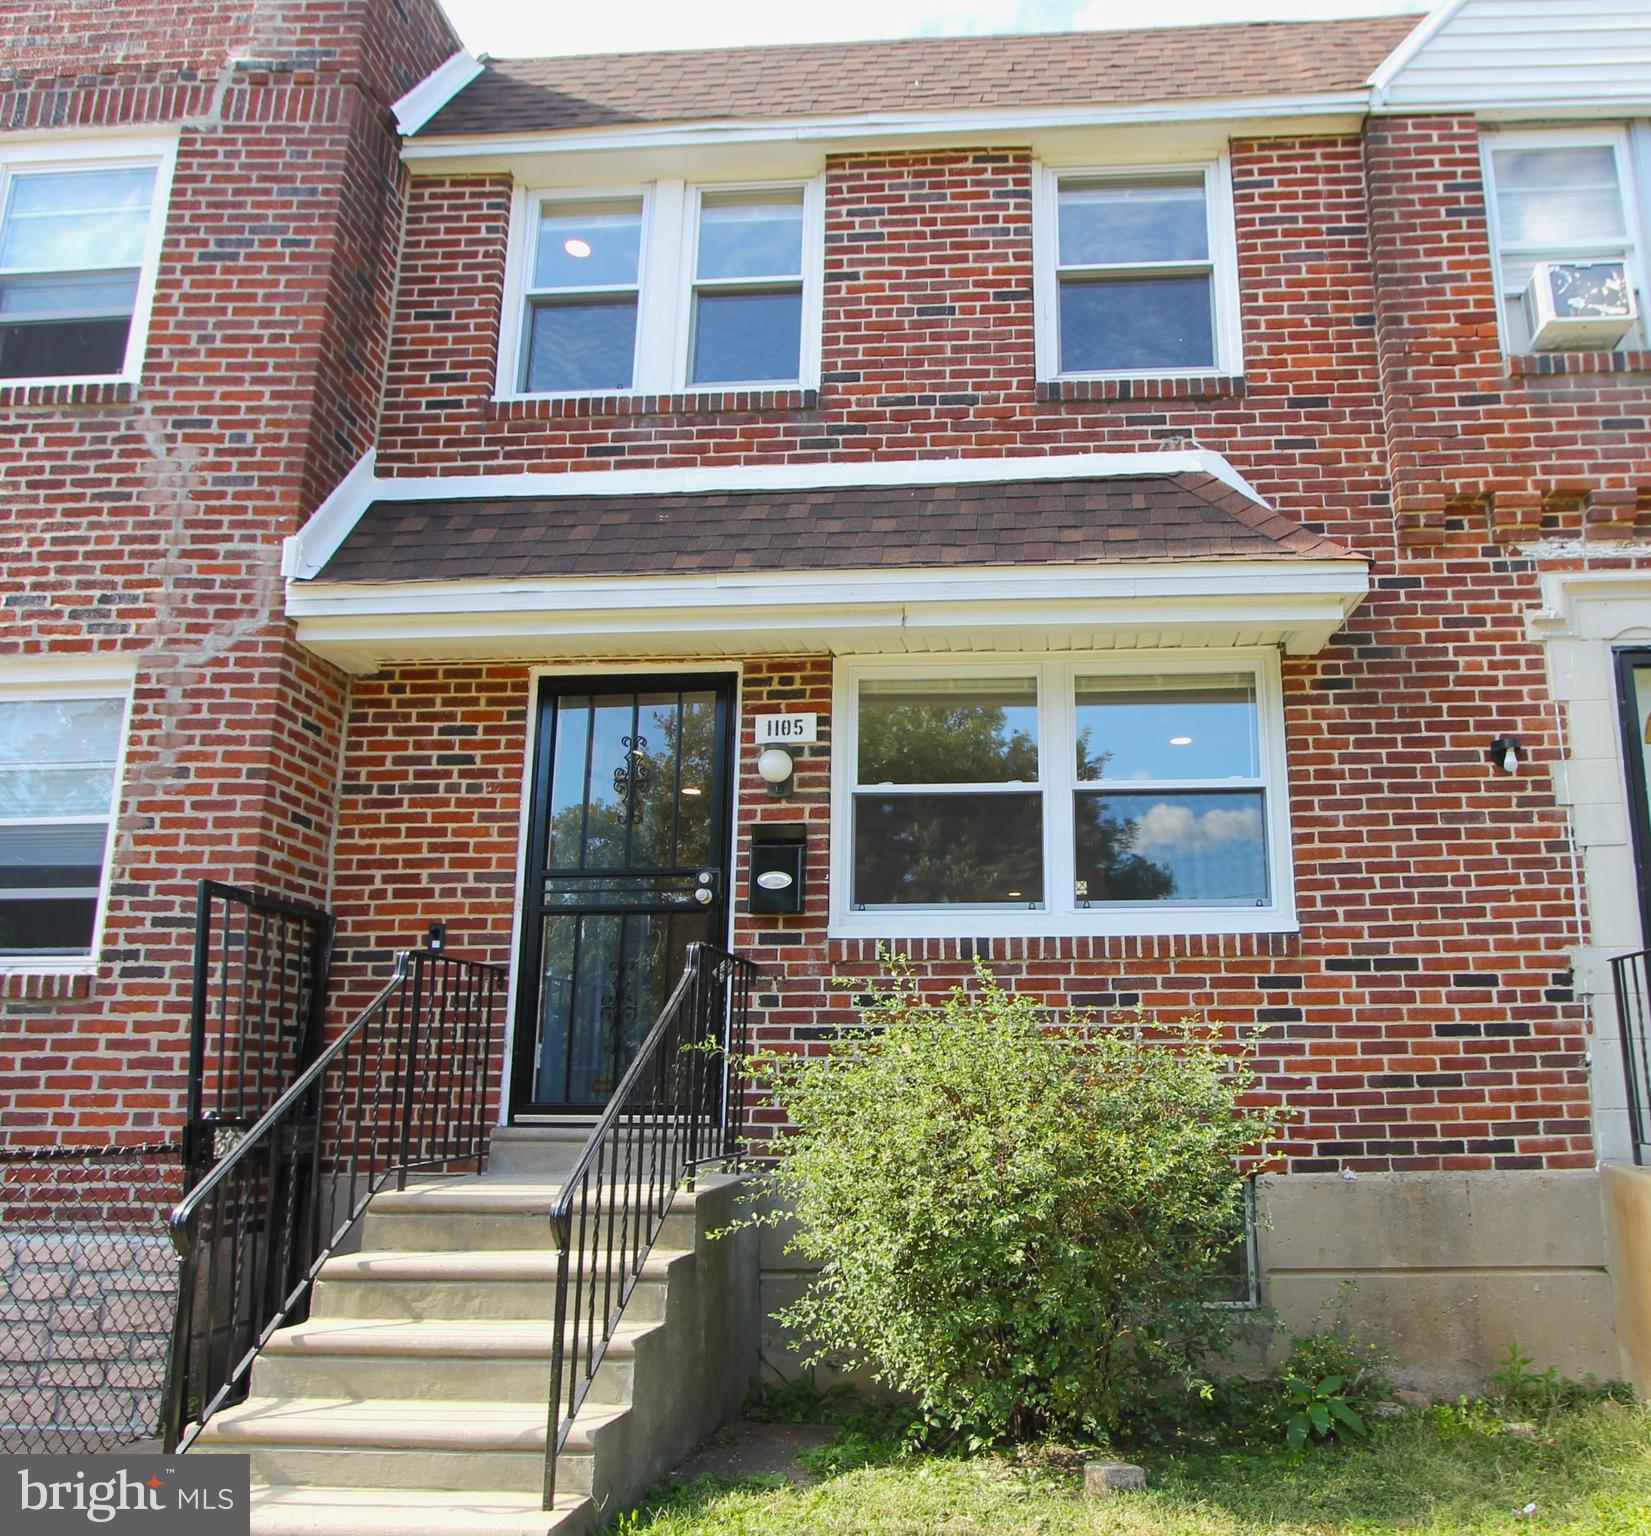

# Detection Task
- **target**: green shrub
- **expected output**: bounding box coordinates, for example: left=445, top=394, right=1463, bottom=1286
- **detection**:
left=736, top=958, right=1281, bottom=1442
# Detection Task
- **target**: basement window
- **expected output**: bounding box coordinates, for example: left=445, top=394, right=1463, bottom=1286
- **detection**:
left=833, top=653, right=1294, bottom=939
left=0, top=678, right=132, bottom=963
left=0, top=139, right=176, bottom=387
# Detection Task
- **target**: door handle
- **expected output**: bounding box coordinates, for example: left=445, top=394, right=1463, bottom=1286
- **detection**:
left=692, top=868, right=718, bottom=905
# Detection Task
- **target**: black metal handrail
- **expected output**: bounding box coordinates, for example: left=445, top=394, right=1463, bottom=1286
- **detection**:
left=186, top=880, right=335, bottom=1187
left=541, top=941, right=756, bottom=1508
left=160, top=946, right=505, bottom=1451
left=1611, top=948, right=1651, bottom=1165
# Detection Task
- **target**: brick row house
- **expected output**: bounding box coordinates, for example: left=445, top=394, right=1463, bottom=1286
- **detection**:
left=5, top=0, right=1651, bottom=1510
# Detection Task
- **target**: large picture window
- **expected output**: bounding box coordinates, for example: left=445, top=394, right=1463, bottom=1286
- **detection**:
left=835, top=655, right=1292, bottom=938
left=0, top=141, right=174, bottom=386
left=0, top=683, right=130, bottom=961
left=503, top=177, right=822, bottom=397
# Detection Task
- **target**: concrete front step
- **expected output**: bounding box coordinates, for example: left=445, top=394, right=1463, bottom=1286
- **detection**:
left=246, top=1485, right=591, bottom=1536
left=195, top=1397, right=625, bottom=1497
left=310, top=1246, right=689, bottom=1324
left=487, top=1125, right=592, bottom=1177
left=194, top=1166, right=753, bottom=1534
left=362, top=1176, right=702, bottom=1255
left=253, top=1316, right=659, bottom=1405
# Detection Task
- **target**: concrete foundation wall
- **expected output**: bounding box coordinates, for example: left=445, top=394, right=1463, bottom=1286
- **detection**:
left=1603, top=1162, right=1651, bottom=1395
left=757, top=1170, right=1622, bottom=1398
left=1259, top=1170, right=1617, bottom=1396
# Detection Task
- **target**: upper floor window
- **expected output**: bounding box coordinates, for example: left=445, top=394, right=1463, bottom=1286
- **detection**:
left=1484, top=130, right=1647, bottom=354
left=502, top=177, right=822, bottom=398
left=0, top=673, right=132, bottom=965
left=1034, top=161, right=1242, bottom=380
left=0, top=138, right=175, bottom=386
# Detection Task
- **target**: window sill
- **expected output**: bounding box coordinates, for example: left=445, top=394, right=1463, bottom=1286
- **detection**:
left=0, top=965, right=97, bottom=1000
left=1036, top=374, right=1245, bottom=403
left=1507, top=351, right=1651, bottom=378
left=0, top=378, right=137, bottom=408
left=491, top=386, right=820, bottom=419
left=829, top=910, right=1298, bottom=943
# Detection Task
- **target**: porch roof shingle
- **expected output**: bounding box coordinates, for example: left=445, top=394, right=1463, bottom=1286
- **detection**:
left=417, top=16, right=1416, bottom=138
left=309, top=472, right=1359, bottom=586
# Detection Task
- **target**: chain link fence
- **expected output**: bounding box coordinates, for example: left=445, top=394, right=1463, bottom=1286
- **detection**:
left=0, top=1143, right=181, bottom=1454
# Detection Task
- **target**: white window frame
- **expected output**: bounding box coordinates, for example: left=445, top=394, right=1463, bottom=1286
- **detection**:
left=0, top=658, right=136, bottom=972
left=1032, top=157, right=1244, bottom=382
left=1480, top=125, right=1649, bottom=357
left=829, top=650, right=1295, bottom=941
left=497, top=175, right=824, bottom=401
left=0, top=133, right=178, bottom=390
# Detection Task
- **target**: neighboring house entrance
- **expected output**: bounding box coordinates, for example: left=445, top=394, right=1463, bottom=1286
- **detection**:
left=1616, top=647, right=1651, bottom=949
left=511, top=674, right=736, bottom=1118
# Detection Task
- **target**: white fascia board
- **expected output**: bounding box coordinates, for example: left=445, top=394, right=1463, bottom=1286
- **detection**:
left=1368, top=0, right=1467, bottom=103
left=391, top=50, right=486, bottom=137
left=283, top=450, right=1274, bottom=582
left=283, top=449, right=377, bottom=580
left=400, top=91, right=1372, bottom=166
left=286, top=560, right=1370, bottom=674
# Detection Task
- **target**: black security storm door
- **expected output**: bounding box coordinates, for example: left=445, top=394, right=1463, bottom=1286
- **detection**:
left=512, top=675, right=735, bottom=1118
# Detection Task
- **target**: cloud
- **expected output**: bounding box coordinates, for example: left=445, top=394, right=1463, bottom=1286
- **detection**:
left=1133, top=800, right=1262, bottom=853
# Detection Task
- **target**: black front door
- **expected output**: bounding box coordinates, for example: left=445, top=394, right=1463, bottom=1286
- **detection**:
left=512, top=674, right=735, bottom=1118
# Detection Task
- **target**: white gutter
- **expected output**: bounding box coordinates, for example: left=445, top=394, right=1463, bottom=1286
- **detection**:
left=399, top=91, right=1374, bottom=162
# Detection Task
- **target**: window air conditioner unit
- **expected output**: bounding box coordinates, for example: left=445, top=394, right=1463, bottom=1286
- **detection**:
left=1522, top=260, right=1637, bottom=351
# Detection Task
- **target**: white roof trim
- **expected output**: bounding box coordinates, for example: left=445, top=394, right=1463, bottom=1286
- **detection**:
left=287, top=559, right=1370, bottom=674
left=283, top=450, right=1273, bottom=583
left=391, top=50, right=486, bottom=137
left=1368, top=0, right=1466, bottom=103
left=283, top=449, right=377, bottom=580
left=401, top=91, right=1372, bottom=163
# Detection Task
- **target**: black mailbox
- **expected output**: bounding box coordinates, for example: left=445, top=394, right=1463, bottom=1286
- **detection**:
left=749, top=827, right=806, bottom=914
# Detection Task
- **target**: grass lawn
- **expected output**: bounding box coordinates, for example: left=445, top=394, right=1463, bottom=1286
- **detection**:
left=617, top=1400, right=1651, bottom=1536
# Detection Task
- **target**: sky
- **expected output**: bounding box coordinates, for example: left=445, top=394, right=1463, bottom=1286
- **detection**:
left=440, top=0, right=1437, bottom=60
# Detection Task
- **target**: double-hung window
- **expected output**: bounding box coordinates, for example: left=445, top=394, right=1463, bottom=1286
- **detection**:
left=1483, top=130, right=1646, bottom=353
left=835, top=655, right=1292, bottom=938
left=0, top=139, right=175, bottom=385
left=505, top=178, right=821, bottom=397
left=1036, top=161, right=1241, bottom=379
left=0, top=679, right=131, bottom=963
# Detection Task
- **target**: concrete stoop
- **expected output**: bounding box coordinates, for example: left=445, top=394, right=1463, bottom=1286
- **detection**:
left=191, top=1134, right=757, bottom=1536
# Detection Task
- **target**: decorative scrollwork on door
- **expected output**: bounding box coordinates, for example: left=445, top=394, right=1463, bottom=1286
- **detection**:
left=612, top=734, right=652, bottom=798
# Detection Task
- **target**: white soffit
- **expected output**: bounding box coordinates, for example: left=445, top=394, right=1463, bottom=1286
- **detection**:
left=287, top=560, right=1370, bottom=675
left=1370, top=0, right=1651, bottom=116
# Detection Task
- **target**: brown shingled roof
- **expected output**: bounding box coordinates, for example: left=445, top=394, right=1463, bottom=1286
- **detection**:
left=312, top=473, right=1357, bottom=586
left=419, top=15, right=1415, bottom=137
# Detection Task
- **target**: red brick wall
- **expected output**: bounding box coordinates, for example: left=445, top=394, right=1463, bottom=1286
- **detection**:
left=1365, top=116, right=1651, bottom=544
left=345, top=129, right=1611, bottom=1171
left=323, top=651, right=1590, bottom=1174
left=0, top=0, right=458, bottom=1147
left=378, top=140, right=1390, bottom=556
